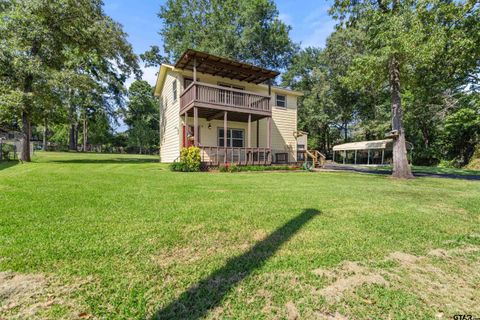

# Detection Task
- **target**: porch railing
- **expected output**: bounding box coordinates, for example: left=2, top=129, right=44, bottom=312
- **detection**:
left=200, top=146, right=271, bottom=166
left=180, top=82, right=271, bottom=113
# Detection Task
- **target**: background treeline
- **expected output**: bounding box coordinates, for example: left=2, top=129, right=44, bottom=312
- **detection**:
left=1, top=0, right=479, bottom=168
left=0, top=0, right=158, bottom=158
left=282, top=1, right=480, bottom=168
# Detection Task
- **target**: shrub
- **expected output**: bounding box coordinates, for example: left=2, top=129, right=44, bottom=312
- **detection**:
left=217, top=164, right=297, bottom=172
left=169, top=162, right=186, bottom=172
left=170, top=147, right=201, bottom=172
left=0, top=143, right=15, bottom=161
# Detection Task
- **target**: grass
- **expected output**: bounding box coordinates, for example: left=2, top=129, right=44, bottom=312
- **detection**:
left=1, top=152, right=479, bottom=319
left=351, top=164, right=480, bottom=176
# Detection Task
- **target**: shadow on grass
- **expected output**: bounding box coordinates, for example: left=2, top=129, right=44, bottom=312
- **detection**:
left=324, top=164, right=480, bottom=181
left=50, top=158, right=158, bottom=164
left=152, top=208, right=320, bottom=320
left=0, top=160, right=19, bottom=171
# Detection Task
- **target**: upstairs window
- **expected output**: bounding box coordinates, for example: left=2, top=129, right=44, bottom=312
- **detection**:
left=172, top=80, right=177, bottom=101
left=276, top=94, right=286, bottom=108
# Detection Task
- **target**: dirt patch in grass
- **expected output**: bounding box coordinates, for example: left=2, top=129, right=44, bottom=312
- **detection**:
left=315, top=262, right=387, bottom=303
left=0, top=271, right=92, bottom=319
left=312, top=245, right=480, bottom=318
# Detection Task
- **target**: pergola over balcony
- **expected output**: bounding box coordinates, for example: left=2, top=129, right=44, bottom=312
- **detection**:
left=175, top=49, right=279, bottom=84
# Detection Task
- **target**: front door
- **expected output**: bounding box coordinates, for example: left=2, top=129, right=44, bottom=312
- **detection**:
left=183, top=125, right=200, bottom=147
left=183, top=125, right=193, bottom=147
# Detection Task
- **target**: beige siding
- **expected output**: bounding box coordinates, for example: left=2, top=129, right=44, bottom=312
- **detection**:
left=271, top=94, right=298, bottom=162
left=159, top=71, right=182, bottom=163
left=159, top=67, right=300, bottom=163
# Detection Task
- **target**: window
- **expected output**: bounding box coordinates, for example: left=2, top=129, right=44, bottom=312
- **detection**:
left=172, top=80, right=177, bottom=101
left=218, top=128, right=244, bottom=147
left=276, top=94, right=286, bottom=108
left=297, top=144, right=305, bottom=150
left=275, top=153, right=288, bottom=163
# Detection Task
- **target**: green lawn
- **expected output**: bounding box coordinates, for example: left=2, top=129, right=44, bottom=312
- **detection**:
left=356, top=164, right=480, bottom=177
left=1, top=152, right=479, bottom=319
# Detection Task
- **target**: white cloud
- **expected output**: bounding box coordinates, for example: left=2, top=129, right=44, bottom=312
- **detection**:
left=124, top=66, right=159, bottom=89
left=142, top=66, right=159, bottom=86
left=301, top=19, right=337, bottom=48
left=279, top=13, right=293, bottom=26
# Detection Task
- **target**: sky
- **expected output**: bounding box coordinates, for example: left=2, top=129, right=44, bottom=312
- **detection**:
left=103, top=0, right=337, bottom=87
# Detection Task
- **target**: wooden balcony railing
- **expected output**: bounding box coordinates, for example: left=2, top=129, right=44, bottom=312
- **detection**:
left=200, top=146, right=271, bottom=166
left=180, top=82, right=271, bottom=113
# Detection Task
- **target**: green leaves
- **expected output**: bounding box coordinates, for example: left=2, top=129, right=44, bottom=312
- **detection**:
left=154, top=0, right=298, bottom=70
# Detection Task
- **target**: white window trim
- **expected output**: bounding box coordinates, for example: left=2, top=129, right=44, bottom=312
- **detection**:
left=275, top=93, right=287, bottom=108
left=172, top=79, right=178, bottom=102
left=217, top=127, right=245, bottom=147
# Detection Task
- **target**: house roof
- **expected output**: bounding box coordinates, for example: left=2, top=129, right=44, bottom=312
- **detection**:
left=333, top=139, right=394, bottom=151
left=174, top=49, right=280, bottom=84
left=153, top=63, right=303, bottom=97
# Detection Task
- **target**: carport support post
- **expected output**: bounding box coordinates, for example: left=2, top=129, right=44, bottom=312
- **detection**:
left=354, top=150, right=357, bottom=165
left=193, top=107, right=198, bottom=147
left=332, top=150, right=335, bottom=163
left=343, top=150, right=346, bottom=164
left=381, top=149, right=385, bottom=165
left=367, top=150, right=370, bottom=165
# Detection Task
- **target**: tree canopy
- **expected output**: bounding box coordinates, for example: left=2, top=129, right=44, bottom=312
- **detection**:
left=283, top=0, right=479, bottom=173
left=142, top=0, right=298, bottom=70
left=0, top=0, right=140, bottom=160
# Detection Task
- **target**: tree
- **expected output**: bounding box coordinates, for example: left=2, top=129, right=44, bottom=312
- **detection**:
left=125, top=80, right=159, bottom=154
left=0, top=0, right=139, bottom=161
left=143, top=0, right=298, bottom=70
left=329, top=0, right=479, bottom=178
left=442, top=94, right=480, bottom=165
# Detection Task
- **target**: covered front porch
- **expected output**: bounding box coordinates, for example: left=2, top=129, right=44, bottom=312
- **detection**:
left=182, top=110, right=273, bottom=166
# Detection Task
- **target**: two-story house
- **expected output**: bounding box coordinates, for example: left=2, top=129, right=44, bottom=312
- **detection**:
left=154, top=49, right=304, bottom=165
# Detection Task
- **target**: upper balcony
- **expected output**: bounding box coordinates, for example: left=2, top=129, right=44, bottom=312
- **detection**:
left=175, top=49, right=279, bottom=121
left=180, top=82, right=271, bottom=119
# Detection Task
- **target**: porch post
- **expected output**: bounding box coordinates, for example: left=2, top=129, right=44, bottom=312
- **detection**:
left=367, top=149, right=370, bottom=165
left=224, top=111, right=227, bottom=163
left=193, top=57, right=197, bottom=83
left=247, top=114, right=251, bottom=148
left=343, top=150, right=346, bottom=164
left=354, top=150, right=357, bottom=165
left=256, top=121, right=259, bottom=147
left=184, top=112, right=188, bottom=147
left=381, top=149, right=385, bottom=165
left=267, top=117, right=271, bottom=149
left=193, top=107, right=198, bottom=147
left=247, top=114, right=251, bottom=164
left=333, top=150, right=335, bottom=163
left=267, top=117, right=272, bottom=163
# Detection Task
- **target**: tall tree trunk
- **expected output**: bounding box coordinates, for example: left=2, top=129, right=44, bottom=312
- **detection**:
left=20, top=74, right=34, bottom=162
left=42, top=117, right=48, bottom=151
left=21, top=110, right=31, bottom=162
left=68, top=95, right=77, bottom=151
left=20, top=41, right=41, bottom=162
left=69, top=123, right=76, bottom=151
left=389, top=56, right=414, bottom=179
left=83, top=116, right=88, bottom=152
left=75, top=124, right=79, bottom=150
